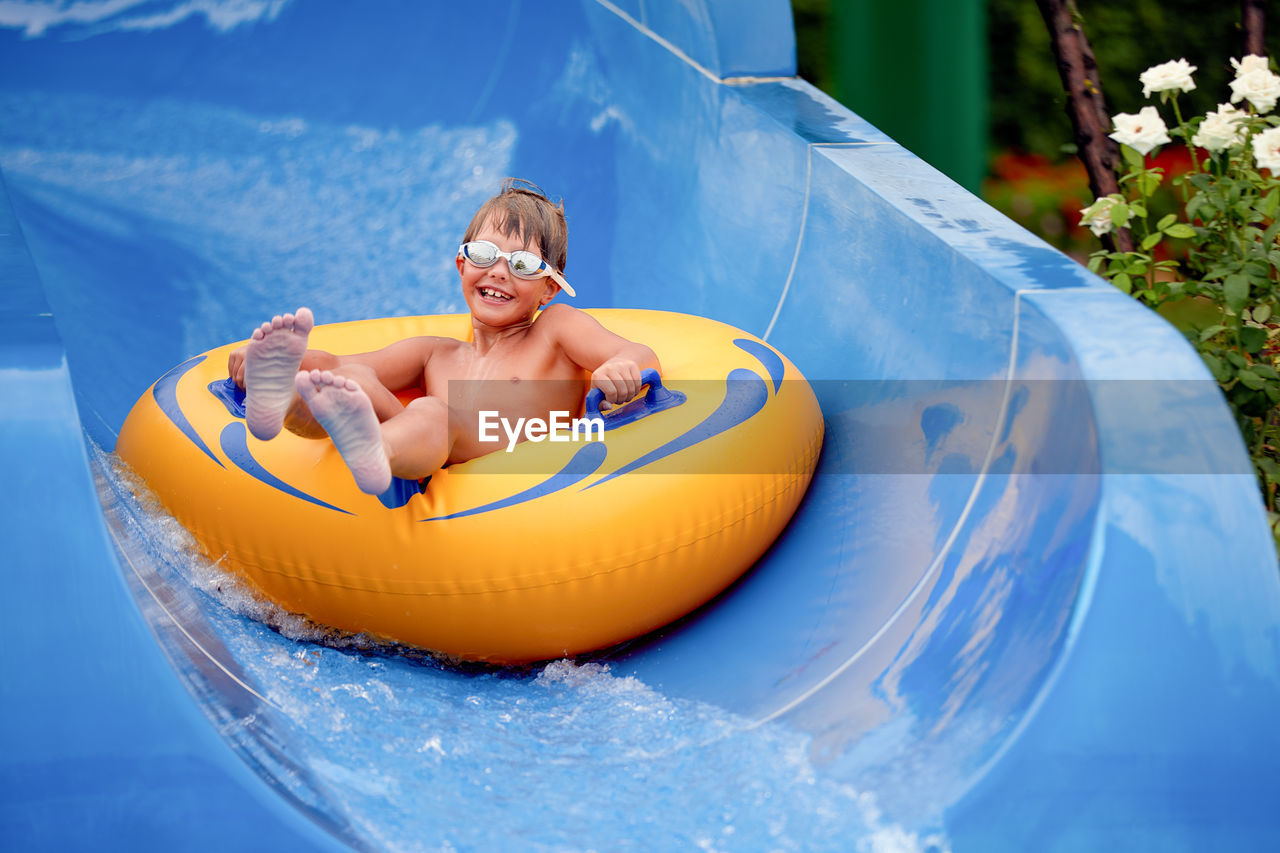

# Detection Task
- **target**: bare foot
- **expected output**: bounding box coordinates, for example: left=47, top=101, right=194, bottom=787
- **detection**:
left=295, top=369, right=392, bottom=495
left=244, top=308, right=313, bottom=440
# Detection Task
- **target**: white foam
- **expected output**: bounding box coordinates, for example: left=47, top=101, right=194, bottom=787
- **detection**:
left=95, top=440, right=951, bottom=851
left=0, top=0, right=291, bottom=38
left=94, top=443, right=390, bottom=654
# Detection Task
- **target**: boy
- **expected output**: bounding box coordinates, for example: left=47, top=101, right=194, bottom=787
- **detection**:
left=227, top=180, right=660, bottom=495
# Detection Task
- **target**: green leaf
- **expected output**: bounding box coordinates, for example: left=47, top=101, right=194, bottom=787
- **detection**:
left=1252, top=363, right=1279, bottom=379
left=1113, top=272, right=1133, bottom=294
left=1199, top=324, right=1228, bottom=342
left=1163, top=223, right=1197, bottom=239
left=1121, top=145, right=1145, bottom=170
left=1262, top=219, right=1280, bottom=249
left=1238, top=368, right=1266, bottom=390
left=1141, top=232, right=1163, bottom=251
left=1188, top=173, right=1214, bottom=192
left=1255, top=304, right=1273, bottom=323
left=1227, top=350, right=1248, bottom=369
left=1111, top=202, right=1131, bottom=228
left=1086, top=255, right=1103, bottom=274
left=1225, top=274, right=1251, bottom=314
left=1262, top=189, right=1280, bottom=219
left=1241, top=325, right=1269, bottom=353
left=1258, top=456, right=1280, bottom=484
left=1156, top=213, right=1177, bottom=231
left=1201, top=353, right=1229, bottom=382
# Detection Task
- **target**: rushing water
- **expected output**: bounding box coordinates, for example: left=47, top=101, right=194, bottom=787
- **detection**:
left=94, top=443, right=946, bottom=853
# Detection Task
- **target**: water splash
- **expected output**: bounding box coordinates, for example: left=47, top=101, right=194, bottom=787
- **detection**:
left=94, top=444, right=948, bottom=852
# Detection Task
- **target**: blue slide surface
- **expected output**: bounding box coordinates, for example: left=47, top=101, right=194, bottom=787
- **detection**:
left=3, top=2, right=1279, bottom=850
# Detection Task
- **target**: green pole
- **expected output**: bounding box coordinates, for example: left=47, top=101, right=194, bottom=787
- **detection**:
left=830, top=0, right=988, bottom=195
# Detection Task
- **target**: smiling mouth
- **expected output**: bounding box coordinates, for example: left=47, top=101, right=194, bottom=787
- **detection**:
left=478, top=286, right=513, bottom=302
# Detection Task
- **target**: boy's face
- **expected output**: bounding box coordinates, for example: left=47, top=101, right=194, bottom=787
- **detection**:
left=457, top=220, right=561, bottom=328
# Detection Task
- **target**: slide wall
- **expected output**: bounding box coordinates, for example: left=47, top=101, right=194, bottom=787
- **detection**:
left=3, top=1, right=1278, bottom=849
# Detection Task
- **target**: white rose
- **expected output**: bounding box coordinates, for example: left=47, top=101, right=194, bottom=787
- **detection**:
left=1191, top=103, right=1248, bottom=152
left=1109, top=106, right=1171, bottom=155
left=1253, top=126, right=1280, bottom=172
left=1231, top=55, right=1271, bottom=77
left=1230, top=68, right=1280, bottom=113
left=1139, top=58, right=1197, bottom=98
left=1079, top=195, right=1125, bottom=237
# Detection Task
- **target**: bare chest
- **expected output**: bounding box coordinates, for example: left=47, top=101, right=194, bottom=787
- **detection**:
left=423, top=343, right=587, bottom=422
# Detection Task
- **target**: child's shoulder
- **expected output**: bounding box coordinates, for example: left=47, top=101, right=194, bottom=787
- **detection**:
left=530, top=302, right=581, bottom=332
left=535, top=303, right=578, bottom=321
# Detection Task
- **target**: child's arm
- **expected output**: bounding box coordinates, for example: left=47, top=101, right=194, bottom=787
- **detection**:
left=332, top=337, right=444, bottom=391
left=539, top=305, right=661, bottom=404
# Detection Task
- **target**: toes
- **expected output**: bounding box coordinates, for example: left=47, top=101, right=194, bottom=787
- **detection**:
left=253, top=309, right=312, bottom=341
left=294, top=369, right=357, bottom=398
left=294, top=307, right=314, bottom=334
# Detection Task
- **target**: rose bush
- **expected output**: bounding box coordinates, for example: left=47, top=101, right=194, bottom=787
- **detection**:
left=1082, top=54, right=1280, bottom=545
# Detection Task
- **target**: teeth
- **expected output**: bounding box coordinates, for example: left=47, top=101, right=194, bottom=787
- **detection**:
left=480, top=287, right=511, bottom=301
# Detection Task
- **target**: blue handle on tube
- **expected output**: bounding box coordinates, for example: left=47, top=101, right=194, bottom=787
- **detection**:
left=583, top=369, right=685, bottom=431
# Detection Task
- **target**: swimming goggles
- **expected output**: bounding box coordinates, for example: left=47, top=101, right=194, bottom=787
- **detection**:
left=458, top=240, right=575, bottom=297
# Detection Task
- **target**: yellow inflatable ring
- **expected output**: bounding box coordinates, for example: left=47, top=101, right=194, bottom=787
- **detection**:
left=117, top=309, right=824, bottom=663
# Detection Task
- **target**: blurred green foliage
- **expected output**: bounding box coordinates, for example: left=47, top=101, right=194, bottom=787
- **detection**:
left=794, top=0, right=1277, bottom=163
left=792, top=0, right=834, bottom=95
left=989, top=0, right=1260, bottom=160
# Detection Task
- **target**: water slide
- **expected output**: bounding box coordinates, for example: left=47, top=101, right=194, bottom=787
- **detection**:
left=4, top=1, right=1279, bottom=849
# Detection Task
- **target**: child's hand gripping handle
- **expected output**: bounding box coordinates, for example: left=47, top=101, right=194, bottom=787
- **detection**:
left=584, top=369, right=685, bottom=431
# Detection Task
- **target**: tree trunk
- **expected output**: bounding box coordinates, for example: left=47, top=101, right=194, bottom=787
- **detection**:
left=1036, top=0, right=1133, bottom=252
left=1243, top=0, right=1266, bottom=58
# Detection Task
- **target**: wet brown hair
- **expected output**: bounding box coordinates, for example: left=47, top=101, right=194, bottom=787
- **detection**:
left=462, top=178, right=568, bottom=274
